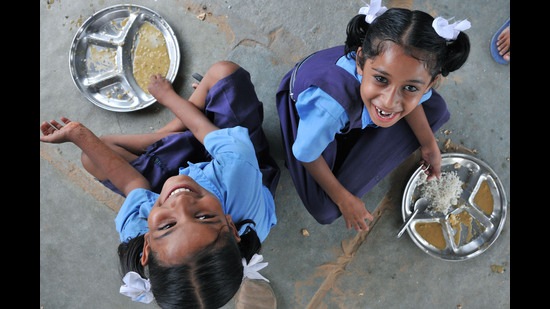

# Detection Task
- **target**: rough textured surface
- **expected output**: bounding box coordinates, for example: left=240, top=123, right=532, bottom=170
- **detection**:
left=40, top=0, right=510, bottom=308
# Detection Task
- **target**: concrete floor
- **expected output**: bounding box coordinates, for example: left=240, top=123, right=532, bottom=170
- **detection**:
left=40, top=0, right=510, bottom=308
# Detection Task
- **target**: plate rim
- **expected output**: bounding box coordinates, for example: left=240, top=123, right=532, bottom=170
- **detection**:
left=401, top=152, right=507, bottom=261
left=68, top=4, right=180, bottom=112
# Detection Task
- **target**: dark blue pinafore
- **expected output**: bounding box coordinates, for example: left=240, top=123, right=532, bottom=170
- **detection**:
left=102, top=67, right=280, bottom=198
left=276, top=45, right=450, bottom=224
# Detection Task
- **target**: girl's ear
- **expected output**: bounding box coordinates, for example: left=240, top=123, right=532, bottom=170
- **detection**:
left=141, top=233, right=150, bottom=266
left=428, top=74, right=441, bottom=90
left=355, top=47, right=364, bottom=75
left=225, top=214, right=242, bottom=243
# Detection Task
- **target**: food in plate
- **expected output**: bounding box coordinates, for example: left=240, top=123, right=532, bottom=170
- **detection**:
left=415, top=222, right=446, bottom=250
left=474, top=179, right=494, bottom=215
left=403, top=153, right=506, bottom=260
left=418, top=171, right=463, bottom=214
left=132, top=22, right=170, bottom=94
left=448, top=210, right=474, bottom=246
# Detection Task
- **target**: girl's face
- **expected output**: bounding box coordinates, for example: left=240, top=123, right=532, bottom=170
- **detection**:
left=356, top=43, right=437, bottom=128
left=141, top=174, right=240, bottom=266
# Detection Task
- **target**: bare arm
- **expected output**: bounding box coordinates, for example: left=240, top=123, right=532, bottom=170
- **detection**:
left=405, top=104, right=441, bottom=180
left=148, top=75, right=219, bottom=143
left=302, top=156, right=373, bottom=231
left=40, top=117, right=150, bottom=195
left=154, top=80, right=206, bottom=134
left=148, top=74, right=217, bottom=144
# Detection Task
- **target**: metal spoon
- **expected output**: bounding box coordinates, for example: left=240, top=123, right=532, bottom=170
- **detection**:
left=396, top=197, right=429, bottom=238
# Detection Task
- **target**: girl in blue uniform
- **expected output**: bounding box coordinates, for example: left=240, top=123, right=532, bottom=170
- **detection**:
left=40, top=61, right=280, bottom=309
left=276, top=0, right=471, bottom=231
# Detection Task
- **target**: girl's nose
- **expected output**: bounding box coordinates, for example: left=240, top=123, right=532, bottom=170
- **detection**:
left=379, top=86, right=400, bottom=109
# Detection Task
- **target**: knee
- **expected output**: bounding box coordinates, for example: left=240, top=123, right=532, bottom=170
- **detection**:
left=198, top=61, right=240, bottom=91
left=207, top=61, right=240, bottom=81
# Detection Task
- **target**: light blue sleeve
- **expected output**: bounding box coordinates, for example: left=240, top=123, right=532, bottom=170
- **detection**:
left=419, top=88, right=432, bottom=105
left=292, top=87, right=348, bottom=163
left=203, top=127, right=276, bottom=242
left=114, top=188, right=158, bottom=243
left=203, top=127, right=258, bottom=168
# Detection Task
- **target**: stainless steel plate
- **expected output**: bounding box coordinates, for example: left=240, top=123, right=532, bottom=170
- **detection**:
left=401, top=153, right=507, bottom=261
left=69, top=4, right=180, bottom=112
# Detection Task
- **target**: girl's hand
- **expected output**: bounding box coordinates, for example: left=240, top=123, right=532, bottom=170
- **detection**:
left=148, top=74, right=176, bottom=103
left=419, top=144, right=442, bottom=180
left=337, top=194, right=374, bottom=231
left=40, top=117, right=81, bottom=144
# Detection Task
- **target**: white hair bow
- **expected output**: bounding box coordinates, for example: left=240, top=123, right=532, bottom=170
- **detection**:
left=358, top=0, right=388, bottom=24
left=432, top=16, right=471, bottom=40
left=242, top=254, right=269, bottom=282
left=119, top=271, right=154, bottom=304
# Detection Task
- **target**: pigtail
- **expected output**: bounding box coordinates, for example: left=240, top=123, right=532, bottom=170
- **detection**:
left=236, top=219, right=262, bottom=263
left=345, top=14, right=370, bottom=56
left=441, top=32, right=471, bottom=77
left=117, top=235, right=146, bottom=279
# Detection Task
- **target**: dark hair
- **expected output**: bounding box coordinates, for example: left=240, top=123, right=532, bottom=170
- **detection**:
left=345, top=8, right=470, bottom=79
left=117, top=219, right=261, bottom=309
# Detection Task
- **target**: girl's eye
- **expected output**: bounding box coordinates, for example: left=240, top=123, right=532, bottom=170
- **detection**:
left=404, top=85, right=419, bottom=92
left=159, top=222, right=175, bottom=230
left=374, top=76, right=387, bottom=83
left=197, top=214, right=214, bottom=220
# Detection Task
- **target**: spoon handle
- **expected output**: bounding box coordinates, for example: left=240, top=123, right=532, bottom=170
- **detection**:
left=396, top=208, right=420, bottom=238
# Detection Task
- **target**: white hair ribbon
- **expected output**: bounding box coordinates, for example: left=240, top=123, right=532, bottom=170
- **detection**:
left=119, top=271, right=154, bottom=304
left=432, top=16, right=471, bottom=40
left=242, top=254, right=269, bottom=282
left=358, top=0, right=388, bottom=24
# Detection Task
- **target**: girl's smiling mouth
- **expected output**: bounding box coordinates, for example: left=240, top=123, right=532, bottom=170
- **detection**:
left=374, top=105, right=399, bottom=121
left=162, top=184, right=196, bottom=204
left=169, top=187, right=192, bottom=197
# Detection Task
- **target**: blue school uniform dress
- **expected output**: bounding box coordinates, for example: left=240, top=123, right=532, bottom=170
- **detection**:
left=102, top=67, right=280, bottom=198
left=276, top=45, right=450, bottom=224
left=115, top=126, right=277, bottom=243
left=109, top=67, right=280, bottom=242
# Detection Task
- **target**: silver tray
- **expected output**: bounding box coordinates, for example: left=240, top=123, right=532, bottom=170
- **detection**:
left=69, top=4, right=180, bottom=112
left=401, top=153, right=507, bottom=261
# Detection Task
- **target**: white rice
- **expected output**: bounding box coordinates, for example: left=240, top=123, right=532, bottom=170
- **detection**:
left=418, top=171, right=463, bottom=214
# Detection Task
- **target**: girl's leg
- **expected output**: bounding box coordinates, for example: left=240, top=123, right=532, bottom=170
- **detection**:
left=81, top=132, right=174, bottom=180
left=153, top=61, right=236, bottom=133
left=276, top=71, right=340, bottom=224
left=85, top=131, right=205, bottom=196
left=84, top=62, right=243, bottom=196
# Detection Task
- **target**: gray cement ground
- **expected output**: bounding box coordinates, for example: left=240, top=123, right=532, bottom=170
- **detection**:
left=40, top=0, right=510, bottom=308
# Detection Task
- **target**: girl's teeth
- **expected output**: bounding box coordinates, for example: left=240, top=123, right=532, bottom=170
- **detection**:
left=170, top=188, right=190, bottom=197
left=376, top=107, right=392, bottom=117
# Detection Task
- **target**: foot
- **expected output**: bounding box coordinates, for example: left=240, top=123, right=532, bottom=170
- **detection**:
left=496, top=26, right=510, bottom=62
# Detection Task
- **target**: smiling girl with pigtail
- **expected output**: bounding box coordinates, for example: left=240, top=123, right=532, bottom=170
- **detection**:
left=275, top=0, right=471, bottom=231
left=40, top=61, right=280, bottom=309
